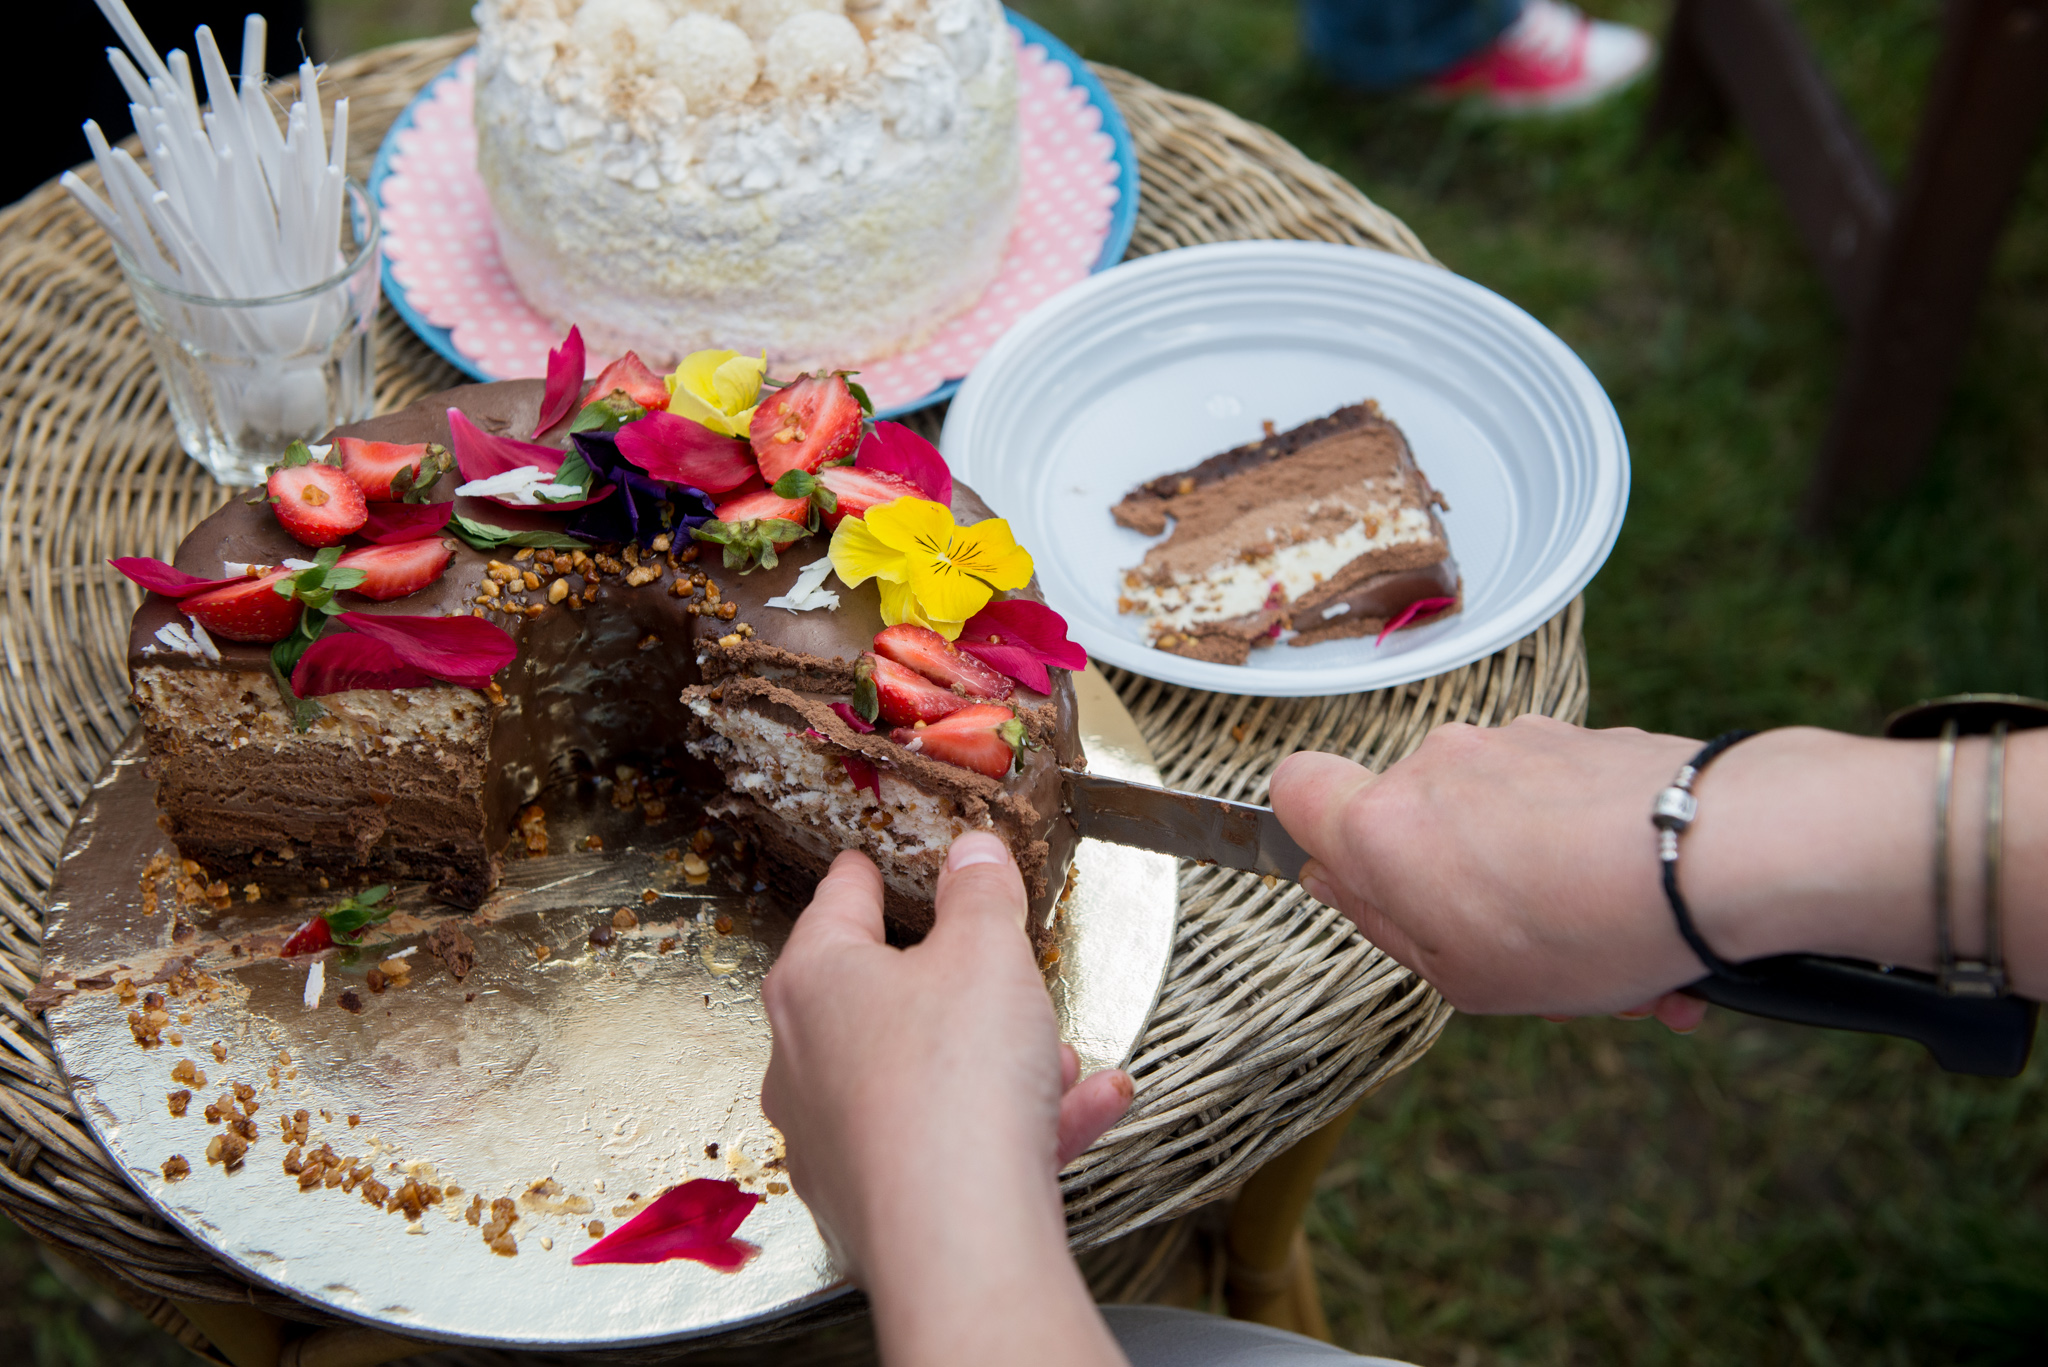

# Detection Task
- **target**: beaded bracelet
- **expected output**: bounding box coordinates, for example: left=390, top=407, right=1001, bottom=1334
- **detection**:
left=1650, top=730, right=1758, bottom=982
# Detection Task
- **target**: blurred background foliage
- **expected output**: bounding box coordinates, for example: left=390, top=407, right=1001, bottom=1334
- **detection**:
left=7, top=0, right=2045, bottom=1363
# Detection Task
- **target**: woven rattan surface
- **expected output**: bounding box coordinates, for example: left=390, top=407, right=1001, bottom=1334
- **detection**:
left=0, top=32, right=1587, bottom=1351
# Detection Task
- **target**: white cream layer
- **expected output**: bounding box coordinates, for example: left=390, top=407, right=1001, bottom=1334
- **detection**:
left=1121, top=505, right=1435, bottom=635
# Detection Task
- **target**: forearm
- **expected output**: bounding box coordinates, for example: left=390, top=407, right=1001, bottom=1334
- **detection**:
left=1678, top=727, right=2047, bottom=998
left=861, top=1164, right=1123, bottom=1367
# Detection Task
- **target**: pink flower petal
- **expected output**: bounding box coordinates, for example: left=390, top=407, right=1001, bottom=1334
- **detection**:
left=331, top=611, right=518, bottom=690
left=109, top=557, right=253, bottom=599
left=829, top=702, right=875, bottom=734
left=843, top=753, right=882, bottom=803
left=956, top=599, right=1086, bottom=694
left=536, top=325, right=586, bottom=435
left=614, top=411, right=759, bottom=493
left=358, top=501, right=455, bottom=543
left=446, top=409, right=614, bottom=511
left=857, top=422, right=952, bottom=506
left=291, top=633, right=441, bottom=696
left=572, top=1178, right=763, bottom=1269
left=1373, top=596, right=1458, bottom=647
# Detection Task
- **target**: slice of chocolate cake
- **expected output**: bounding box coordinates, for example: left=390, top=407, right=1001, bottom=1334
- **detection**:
left=1110, top=400, right=1458, bottom=664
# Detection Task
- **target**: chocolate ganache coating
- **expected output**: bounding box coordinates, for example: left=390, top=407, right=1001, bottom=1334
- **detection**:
left=125, top=381, right=1083, bottom=926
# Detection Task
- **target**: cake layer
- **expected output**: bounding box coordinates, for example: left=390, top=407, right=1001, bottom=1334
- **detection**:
left=475, top=0, right=1021, bottom=370
left=127, top=380, right=1082, bottom=930
left=1111, top=401, right=1458, bottom=664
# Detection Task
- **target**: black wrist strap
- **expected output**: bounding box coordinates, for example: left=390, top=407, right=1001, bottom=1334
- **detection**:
left=1651, top=730, right=1758, bottom=982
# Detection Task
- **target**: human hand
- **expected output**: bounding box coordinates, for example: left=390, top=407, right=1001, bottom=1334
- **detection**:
left=1269, top=716, right=1716, bottom=1024
left=760, top=836, right=1131, bottom=1366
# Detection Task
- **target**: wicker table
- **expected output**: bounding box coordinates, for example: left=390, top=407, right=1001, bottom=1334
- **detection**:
left=0, top=33, right=1588, bottom=1365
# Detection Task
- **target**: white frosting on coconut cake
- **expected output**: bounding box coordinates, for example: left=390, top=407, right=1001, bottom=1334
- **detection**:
left=474, top=0, right=1022, bottom=372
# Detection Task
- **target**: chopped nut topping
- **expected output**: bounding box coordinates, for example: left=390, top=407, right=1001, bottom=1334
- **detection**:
left=716, top=601, right=738, bottom=620
left=513, top=546, right=535, bottom=562
left=522, top=571, right=541, bottom=591
left=650, top=534, right=671, bottom=552
left=366, top=968, right=387, bottom=994
left=581, top=834, right=603, bottom=851
left=171, top=1058, right=205, bottom=1087
left=681, top=852, right=711, bottom=882
left=658, top=937, right=677, bottom=954
left=626, top=565, right=660, bottom=587
left=547, top=577, right=569, bottom=604
left=589, top=923, right=617, bottom=948
left=168, top=1089, right=191, bottom=1117
left=162, top=1155, right=190, bottom=1182
left=586, top=1220, right=605, bottom=1238
left=613, top=907, right=639, bottom=931
left=478, top=578, right=500, bottom=598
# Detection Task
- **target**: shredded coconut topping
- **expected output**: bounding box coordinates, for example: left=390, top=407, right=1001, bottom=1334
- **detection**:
left=765, top=556, right=841, bottom=612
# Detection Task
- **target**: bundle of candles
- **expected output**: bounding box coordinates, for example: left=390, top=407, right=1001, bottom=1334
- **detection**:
left=62, top=2, right=368, bottom=463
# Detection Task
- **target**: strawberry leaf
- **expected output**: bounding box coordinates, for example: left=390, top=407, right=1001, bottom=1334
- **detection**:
left=570, top=390, right=647, bottom=434
left=322, top=884, right=395, bottom=943
left=691, top=518, right=807, bottom=573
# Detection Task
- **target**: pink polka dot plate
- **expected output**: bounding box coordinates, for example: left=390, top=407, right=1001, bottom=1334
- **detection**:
left=369, top=12, right=1137, bottom=418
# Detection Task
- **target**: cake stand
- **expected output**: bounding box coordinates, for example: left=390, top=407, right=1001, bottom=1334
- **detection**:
left=38, top=670, right=1175, bottom=1350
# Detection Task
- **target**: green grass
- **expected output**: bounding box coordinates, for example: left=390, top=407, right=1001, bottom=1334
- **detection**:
left=23, top=3, right=2042, bottom=1363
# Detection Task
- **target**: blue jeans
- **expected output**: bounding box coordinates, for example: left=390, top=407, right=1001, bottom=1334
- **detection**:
left=1300, top=0, right=1527, bottom=90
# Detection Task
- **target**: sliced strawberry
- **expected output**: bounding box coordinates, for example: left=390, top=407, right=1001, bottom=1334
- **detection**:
left=587, top=351, right=670, bottom=412
left=714, top=486, right=811, bottom=527
left=336, top=539, right=454, bottom=601
left=854, top=653, right=975, bottom=728
left=281, top=916, right=333, bottom=957
left=873, top=623, right=1014, bottom=700
left=269, top=463, right=368, bottom=547
left=182, top=570, right=302, bottom=643
left=891, top=703, right=1026, bottom=779
left=334, top=437, right=452, bottom=502
left=812, top=465, right=924, bottom=528
left=750, top=374, right=864, bottom=483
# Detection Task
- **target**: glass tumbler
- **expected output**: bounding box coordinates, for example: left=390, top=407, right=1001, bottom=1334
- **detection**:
left=111, top=179, right=382, bottom=488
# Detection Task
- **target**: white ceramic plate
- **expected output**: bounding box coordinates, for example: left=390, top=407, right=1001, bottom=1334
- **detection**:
left=939, top=241, right=1630, bottom=697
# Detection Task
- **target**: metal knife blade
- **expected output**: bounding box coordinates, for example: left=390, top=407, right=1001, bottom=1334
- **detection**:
left=1061, top=769, right=1310, bottom=881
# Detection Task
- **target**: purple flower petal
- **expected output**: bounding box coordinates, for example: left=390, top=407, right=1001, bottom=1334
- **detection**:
left=572, top=1179, right=763, bottom=1269
left=331, top=612, right=518, bottom=690
left=109, top=557, right=254, bottom=598
left=615, top=411, right=759, bottom=493
left=358, top=501, right=455, bottom=544
left=957, top=599, right=1086, bottom=694
left=857, top=422, right=952, bottom=506
left=536, top=325, right=586, bottom=435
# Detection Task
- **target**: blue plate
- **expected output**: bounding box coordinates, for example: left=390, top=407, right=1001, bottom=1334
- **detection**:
left=369, top=10, right=1140, bottom=419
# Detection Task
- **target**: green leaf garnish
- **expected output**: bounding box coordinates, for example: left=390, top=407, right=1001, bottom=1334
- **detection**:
left=269, top=623, right=328, bottom=733
left=691, top=518, right=809, bottom=573
left=770, top=469, right=838, bottom=516
left=274, top=546, right=365, bottom=615
left=569, top=390, right=647, bottom=434
left=845, top=379, right=873, bottom=417
left=323, top=884, right=395, bottom=943
left=543, top=445, right=594, bottom=501
left=388, top=443, right=456, bottom=502
left=449, top=515, right=588, bottom=552
left=851, top=656, right=879, bottom=724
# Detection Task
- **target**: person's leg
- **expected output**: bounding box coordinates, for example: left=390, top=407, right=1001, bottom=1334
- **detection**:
left=1103, top=1305, right=1421, bottom=1366
left=1302, top=0, right=1656, bottom=113
left=1300, top=0, right=1526, bottom=92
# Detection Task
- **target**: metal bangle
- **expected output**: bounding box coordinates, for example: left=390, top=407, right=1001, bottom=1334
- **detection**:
left=1939, top=720, right=2009, bottom=998
left=1651, top=730, right=1759, bottom=981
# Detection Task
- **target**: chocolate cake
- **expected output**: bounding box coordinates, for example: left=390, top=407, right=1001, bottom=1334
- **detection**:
left=125, top=380, right=1082, bottom=942
left=1110, top=400, right=1458, bottom=664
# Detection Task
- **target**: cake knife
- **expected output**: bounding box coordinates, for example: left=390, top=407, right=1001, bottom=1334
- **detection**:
left=1060, top=769, right=1309, bottom=881
left=1059, top=762, right=2035, bottom=1079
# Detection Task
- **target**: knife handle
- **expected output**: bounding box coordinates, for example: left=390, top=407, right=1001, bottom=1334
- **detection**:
left=1681, top=955, right=2038, bottom=1077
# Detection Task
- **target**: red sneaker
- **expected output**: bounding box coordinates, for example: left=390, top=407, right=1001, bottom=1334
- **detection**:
left=1424, top=0, right=1655, bottom=113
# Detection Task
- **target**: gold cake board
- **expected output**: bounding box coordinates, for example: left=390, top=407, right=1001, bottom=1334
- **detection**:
left=0, top=31, right=1588, bottom=1365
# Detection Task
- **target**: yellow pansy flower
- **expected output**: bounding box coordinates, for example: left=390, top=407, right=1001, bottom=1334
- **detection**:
left=665, top=349, right=766, bottom=437
left=829, top=498, right=1033, bottom=640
